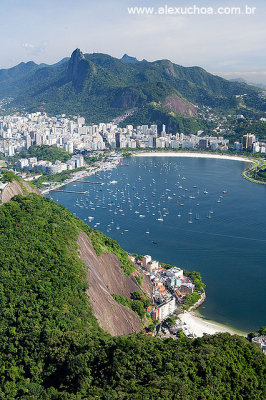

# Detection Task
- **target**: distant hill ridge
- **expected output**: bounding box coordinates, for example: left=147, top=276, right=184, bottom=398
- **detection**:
left=0, top=48, right=265, bottom=129
left=230, top=77, right=266, bottom=90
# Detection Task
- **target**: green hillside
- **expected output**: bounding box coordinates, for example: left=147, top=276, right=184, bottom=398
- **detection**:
left=0, top=194, right=265, bottom=399
left=1, top=49, right=265, bottom=128
left=121, top=103, right=205, bottom=133
left=17, top=145, right=72, bottom=163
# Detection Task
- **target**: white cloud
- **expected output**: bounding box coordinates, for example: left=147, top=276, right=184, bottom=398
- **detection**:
left=22, top=42, right=35, bottom=49
left=21, top=41, right=48, bottom=58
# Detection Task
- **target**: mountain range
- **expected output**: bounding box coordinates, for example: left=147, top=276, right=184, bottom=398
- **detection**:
left=0, top=49, right=265, bottom=131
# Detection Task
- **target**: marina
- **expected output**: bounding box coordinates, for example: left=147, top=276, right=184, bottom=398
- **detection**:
left=47, top=155, right=266, bottom=332
left=53, top=189, right=88, bottom=194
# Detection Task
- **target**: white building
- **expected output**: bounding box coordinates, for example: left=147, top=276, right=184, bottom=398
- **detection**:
left=166, top=267, right=183, bottom=279
left=146, top=260, right=159, bottom=274
left=143, top=255, right=151, bottom=269
left=18, top=159, right=29, bottom=169
left=71, top=155, right=84, bottom=168
left=157, top=297, right=176, bottom=320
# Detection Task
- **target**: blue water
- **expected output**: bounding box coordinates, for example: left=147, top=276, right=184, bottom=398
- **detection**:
left=47, top=156, right=266, bottom=332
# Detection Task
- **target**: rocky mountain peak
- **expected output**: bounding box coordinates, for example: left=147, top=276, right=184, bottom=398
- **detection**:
left=71, top=48, right=85, bottom=60
left=121, top=54, right=139, bottom=64
left=68, top=48, right=86, bottom=80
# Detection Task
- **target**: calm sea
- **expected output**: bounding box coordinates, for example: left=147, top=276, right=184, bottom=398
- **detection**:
left=47, top=156, right=266, bottom=332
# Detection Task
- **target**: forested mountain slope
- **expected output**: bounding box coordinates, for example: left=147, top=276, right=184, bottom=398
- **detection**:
left=0, top=194, right=265, bottom=399
left=1, top=49, right=265, bottom=131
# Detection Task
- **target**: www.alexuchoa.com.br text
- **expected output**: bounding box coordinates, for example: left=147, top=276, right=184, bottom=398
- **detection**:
left=127, top=5, right=256, bottom=16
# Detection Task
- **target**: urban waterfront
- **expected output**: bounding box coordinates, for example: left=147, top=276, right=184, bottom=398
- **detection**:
left=47, top=156, right=266, bottom=332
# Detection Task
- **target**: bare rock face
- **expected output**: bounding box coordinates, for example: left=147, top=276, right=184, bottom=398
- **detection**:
left=67, top=48, right=96, bottom=92
left=67, top=48, right=86, bottom=80
left=164, top=61, right=177, bottom=78
left=78, top=232, right=143, bottom=336
left=163, top=94, right=197, bottom=117
left=1, top=180, right=40, bottom=204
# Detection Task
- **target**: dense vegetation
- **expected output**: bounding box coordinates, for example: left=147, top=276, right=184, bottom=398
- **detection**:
left=257, top=168, right=266, bottom=180
left=18, top=145, right=72, bottom=163
left=122, top=104, right=205, bottom=135
left=0, top=194, right=102, bottom=398
left=256, top=164, right=266, bottom=181
left=112, top=291, right=152, bottom=319
left=183, top=292, right=201, bottom=310
left=0, top=170, right=21, bottom=183
left=91, top=333, right=266, bottom=400
left=165, top=316, right=179, bottom=326
left=0, top=194, right=265, bottom=399
left=234, top=119, right=266, bottom=142
left=1, top=49, right=265, bottom=127
left=183, top=269, right=206, bottom=292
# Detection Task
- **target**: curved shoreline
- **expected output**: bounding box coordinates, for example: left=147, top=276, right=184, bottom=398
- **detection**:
left=134, top=151, right=266, bottom=185
left=242, top=159, right=266, bottom=185
left=134, top=151, right=253, bottom=163
left=179, top=292, right=246, bottom=337
left=179, top=311, right=247, bottom=337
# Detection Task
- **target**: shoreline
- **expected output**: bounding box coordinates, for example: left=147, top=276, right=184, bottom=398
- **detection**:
left=242, top=158, right=266, bottom=185
left=179, top=310, right=247, bottom=337
left=134, top=151, right=253, bottom=163
left=40, top=160, right=120, bottom=194
left=40, top=169, right=94, bottom=195
left=40, top=150, right=261, bottom=194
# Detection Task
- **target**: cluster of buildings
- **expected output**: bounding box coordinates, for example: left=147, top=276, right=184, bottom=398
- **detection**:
left=132, top=254, right=196, bottom=322
left=108, top=124, right=230, bottom=151
left=0, top=113, right=106, bottom=157
left=17, top=154, right=85, bottom=174
left=0, top=111, right=264, bottom=171
left=0, top=111, right=230, bottom=155
left=233, top=134, right=266, bottom=154
left=0, top=111, right=264, bottom=157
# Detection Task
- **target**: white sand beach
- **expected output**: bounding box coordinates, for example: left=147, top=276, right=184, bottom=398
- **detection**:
left=179, top=311, right=246, bottom=337
left=135, top=152, right=252, bottom=163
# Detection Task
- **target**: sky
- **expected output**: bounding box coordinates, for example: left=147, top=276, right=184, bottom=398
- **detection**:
left=1, top=0, right=266, bottom=83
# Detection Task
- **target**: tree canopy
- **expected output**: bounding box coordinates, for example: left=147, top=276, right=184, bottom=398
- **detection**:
left=19, top=145, right=72, bottom=163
